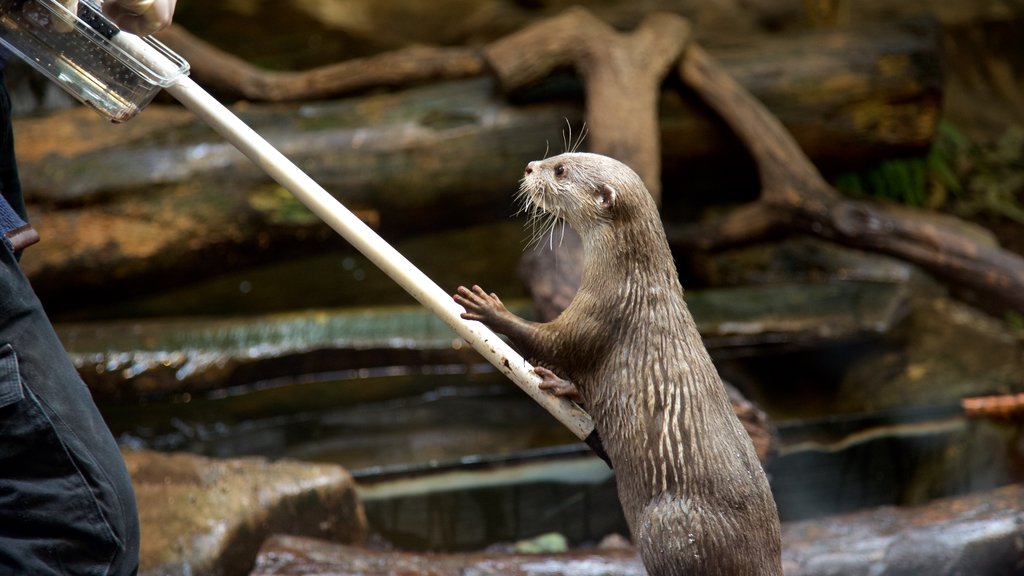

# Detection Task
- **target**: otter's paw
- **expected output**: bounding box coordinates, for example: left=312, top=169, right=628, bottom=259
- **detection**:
left=454, top=285, right=509, bottom=325
left=535, top=366, right=582, bottom=403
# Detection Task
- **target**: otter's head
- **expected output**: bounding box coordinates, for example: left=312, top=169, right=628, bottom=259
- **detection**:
left=518, top=153, right=652, bottom=243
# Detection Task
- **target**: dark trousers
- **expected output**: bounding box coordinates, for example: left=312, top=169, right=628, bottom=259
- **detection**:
left=0, top=75, right=140, bottom=575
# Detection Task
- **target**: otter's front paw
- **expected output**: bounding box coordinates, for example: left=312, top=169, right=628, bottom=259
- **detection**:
left=535, top=366, right=582, bottom=403
left=454, top=285, right=509, bottom=326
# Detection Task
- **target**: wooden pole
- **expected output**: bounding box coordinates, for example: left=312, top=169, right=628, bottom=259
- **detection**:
left=112, top=32, right=606, bottom=459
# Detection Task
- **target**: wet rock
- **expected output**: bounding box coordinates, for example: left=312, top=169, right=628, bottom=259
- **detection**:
left=681, top=238, right=927, bottom=357
left=724, top=288, right=1024, bottom=421
left=249, top=534, right=647, bottom=576
left=248, top=484, right=1024, bottom=575
left=687, top=236, right=947, bottom=292
left=781, top=483, right=1024, bottom=576
left=837, top=296, right=1024, bottom=413
left=694, top=281, right=912, bottom=357
left=771, top=409, right=1021, bottom=520
left=125, top=449, right=367, bottom=576
left=60, top=280, right=910, bottom=402
left=356, top=448, right=623, bottom=552
left=689, top=237, right=1024, bottom=417
left=61, top=304, right=493, bottom=401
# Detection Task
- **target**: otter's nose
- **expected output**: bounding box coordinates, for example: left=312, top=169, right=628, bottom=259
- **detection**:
left=524, top=162, right=536, bottom=176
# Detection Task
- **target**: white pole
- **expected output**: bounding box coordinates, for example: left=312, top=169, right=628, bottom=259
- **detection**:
left=114, top=35, right=599, bottom=446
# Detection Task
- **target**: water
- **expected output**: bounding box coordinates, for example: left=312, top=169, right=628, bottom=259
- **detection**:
left=96, top=352, right=1024, bottom=552
left=103, top=368, right=579, bottom=473
left=83, top=267, right=1024, bottom=549
left=53, top=56, right=139, bottom=122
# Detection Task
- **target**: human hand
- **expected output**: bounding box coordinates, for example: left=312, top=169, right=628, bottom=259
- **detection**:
left=102, top=0, right=176, bottom=36
left=51, top=0, right=78, bottom=33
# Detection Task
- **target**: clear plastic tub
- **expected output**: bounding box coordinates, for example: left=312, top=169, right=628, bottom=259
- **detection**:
left=0, top=0, right=188, bottom=122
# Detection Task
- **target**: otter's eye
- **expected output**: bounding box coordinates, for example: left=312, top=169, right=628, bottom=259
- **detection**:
left=554, top=164, right=566, bottom=177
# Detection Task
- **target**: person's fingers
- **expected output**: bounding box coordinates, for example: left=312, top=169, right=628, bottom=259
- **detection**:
left=51, top=0, right=78, bottom=33
left=106, top=0, right=153, bottom=10
left=102, top=0, right=176, bottom=36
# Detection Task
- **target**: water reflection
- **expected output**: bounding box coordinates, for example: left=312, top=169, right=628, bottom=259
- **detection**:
left=104, top=369, right=579, bottom=472
left=102, top=362, right=1024, bottom=530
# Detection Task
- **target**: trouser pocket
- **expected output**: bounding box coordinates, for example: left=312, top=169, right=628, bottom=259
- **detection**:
left=0, top=343, right=119, bottom=576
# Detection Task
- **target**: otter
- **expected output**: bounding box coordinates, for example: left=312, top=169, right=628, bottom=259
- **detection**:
left=454, top=153, right=782, bottom=575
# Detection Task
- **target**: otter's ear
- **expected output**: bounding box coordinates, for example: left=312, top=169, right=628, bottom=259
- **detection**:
left=595, top=184, right=617, bottom=210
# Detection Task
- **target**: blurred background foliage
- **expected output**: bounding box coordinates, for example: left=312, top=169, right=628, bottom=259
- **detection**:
left=835, top=121, right=1024, bottom=227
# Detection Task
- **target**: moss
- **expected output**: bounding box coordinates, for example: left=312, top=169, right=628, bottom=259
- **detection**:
left=944, top=124, right=1024, bottom=225
left=247, top=185, right=320, bottom=226
left=833, top=120, right=1024, bottom=223
left=1005, top=311, right=1024, bottom=332
left=833, top=155, right=932, bottom=207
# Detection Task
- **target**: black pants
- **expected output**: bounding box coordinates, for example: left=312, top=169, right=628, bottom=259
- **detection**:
left=0, top=74, right=140, bottom=575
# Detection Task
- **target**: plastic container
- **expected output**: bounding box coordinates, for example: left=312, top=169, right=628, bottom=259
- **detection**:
left=0, top=0, right=188, bottom=122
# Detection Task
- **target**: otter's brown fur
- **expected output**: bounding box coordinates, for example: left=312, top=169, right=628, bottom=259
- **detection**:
left=455, top=153, right=783, bottom=575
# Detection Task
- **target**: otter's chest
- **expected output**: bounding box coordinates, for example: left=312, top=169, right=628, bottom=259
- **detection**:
left=579, top=328, right=693, bottom=413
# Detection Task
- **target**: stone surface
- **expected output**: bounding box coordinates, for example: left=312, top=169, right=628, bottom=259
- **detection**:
left=694, top=281, right=912, bottom=357
left=61, top=280, right=911, bottom=401
left=837, top=295, right=1024, bottom=413
left=249, top=534, right=647, bottom=576
left=126, top=450, right=367, bottom=576
left=781, top=483, right=1024, bottom=575
left=688, top=238, right=1024, bottom=418
left=688, top=237, right=935, bottom=288
left=248, top=483, right=1024, bottom=575
left=356, top=449, right=623, bottom=552
left=61, top=304, right=484, bottom=401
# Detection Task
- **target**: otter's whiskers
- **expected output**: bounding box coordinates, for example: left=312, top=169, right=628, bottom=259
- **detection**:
left=516, top=182, right=564, bottom=251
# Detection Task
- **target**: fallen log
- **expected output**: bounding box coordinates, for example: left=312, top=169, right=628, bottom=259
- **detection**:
left=492, top=7, right=1023, bottom=316
left=147, top=16, right=942, bottom=170
left=154, top=25, right=486, bottom=102
left=676, top=42, right=1024, bottom=314
left=16, top=19, right=939, bottom=310
left=19, top=21, right=939, bottom=207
